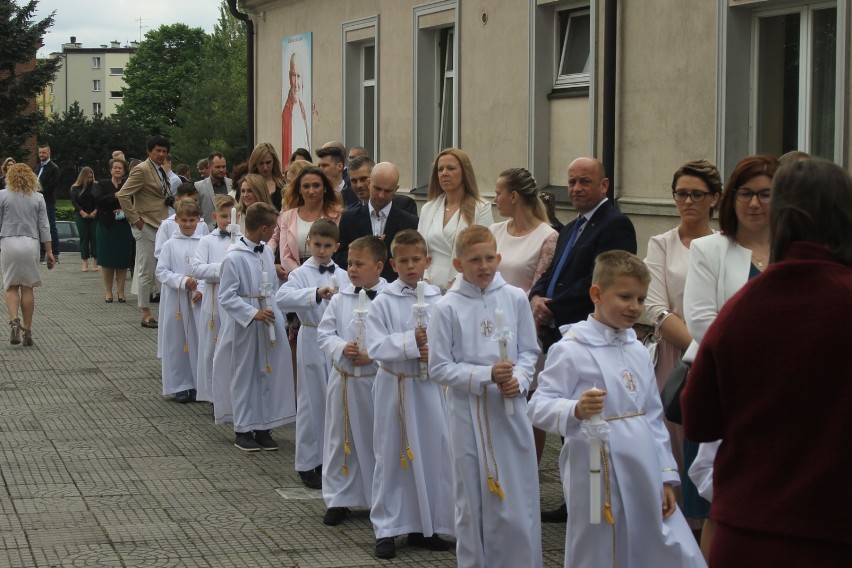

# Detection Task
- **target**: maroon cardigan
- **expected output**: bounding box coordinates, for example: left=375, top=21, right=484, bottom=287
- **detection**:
left=682, top=242, right=852, bottom=545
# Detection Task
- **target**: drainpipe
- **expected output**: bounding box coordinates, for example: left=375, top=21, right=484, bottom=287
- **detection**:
left=227, top=0, right=255, bottom=151
left=602, top=0, right=617, bottom=201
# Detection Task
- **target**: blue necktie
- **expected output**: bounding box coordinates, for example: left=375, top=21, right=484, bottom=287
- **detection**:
left=545, top=216, right=587, bottom=298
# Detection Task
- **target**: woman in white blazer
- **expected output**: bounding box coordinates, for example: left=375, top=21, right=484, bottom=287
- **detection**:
left=682, top=154, right=778, bottom=560
left=418, top=148, right=493, bottom=291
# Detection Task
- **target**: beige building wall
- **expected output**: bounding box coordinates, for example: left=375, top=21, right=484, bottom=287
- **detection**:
left=51, top=46, right=134, bottom=117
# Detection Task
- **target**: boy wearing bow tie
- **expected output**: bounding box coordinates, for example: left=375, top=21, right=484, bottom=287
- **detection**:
left=316, top=235, right=387, bottom=527
left=528, top=251, right=704, bottom=568
left=213, top=203, right=296, bottom=452
left=192, top=195, right=241, bottom=405
left=275, top=219, right=350, bottom=490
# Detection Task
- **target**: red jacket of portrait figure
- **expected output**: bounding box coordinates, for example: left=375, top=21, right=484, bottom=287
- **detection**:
left=682, top=242, right=852, bottom=546
left=281, top=95, right=309, bottom=161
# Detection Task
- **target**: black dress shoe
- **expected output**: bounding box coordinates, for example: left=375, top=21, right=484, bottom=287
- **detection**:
left=407, top=532, right=454, bottom=551
left=188, top=389, right=197, bottom=402
left=541, top=502, right=568, bottom=523
left=149, top=293, right=160, bottom=303
left=298, top=469, right=322, bottom=489
left=322, top=507, right=350, bottom=526
left=173, top=390, right=191, bottom=404
left=375, top=537, right=396, bottom=559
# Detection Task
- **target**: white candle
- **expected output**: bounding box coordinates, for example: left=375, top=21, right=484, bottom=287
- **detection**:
left=358, top=288, right=367, bottom=310
left=494, top=307, right=513, bottom=416
left=416, top=280, right=425, bottom=305
left=230, top=206, right=237, bottom=226
left=261, top=271, right=275, bottom=343
left=494, top=307, right=505, bottom=331
left=330, top=274, right=339, bottom=291
left=588, top=387, right=604, bottom=524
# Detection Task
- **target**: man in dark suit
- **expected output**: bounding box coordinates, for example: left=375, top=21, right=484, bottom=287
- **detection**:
left=347, top=155, right=419, bottom=216
left=334, top=162, right=419, bottom=282
left=34, top=145, right=61, bottom=262
left=528, top=156, right=637, bottom=522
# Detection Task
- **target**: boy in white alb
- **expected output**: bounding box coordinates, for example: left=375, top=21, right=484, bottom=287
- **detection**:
left=275, top=219, right=349, bottom=490
left=191, top=194, right=240, bottom=404
left=528, top=251, right=705, bottom=568
left=156, top=200, right=204, bottom=404
left=365, top=229, right=454, bottom=560
left=428, top=225, right=542, bottom=568
left=154, top=182, right=209, bottom=259
left=213, top=203, right=297, bottom=452
left=316, top=235, right=387, bottom=527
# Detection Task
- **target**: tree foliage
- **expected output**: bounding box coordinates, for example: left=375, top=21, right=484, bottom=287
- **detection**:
left=169, top=3, right=248, bottom=166
left=0, top=0, right=60, bottom=160
left=117, top=23, right=208, bottom=134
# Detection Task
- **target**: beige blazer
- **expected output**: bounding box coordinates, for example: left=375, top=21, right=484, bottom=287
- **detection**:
left=117, top=159, right=169, bottom=229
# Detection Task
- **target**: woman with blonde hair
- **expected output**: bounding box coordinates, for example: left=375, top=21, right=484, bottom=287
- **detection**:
left=0, top=164, right=54, bottom=346
left=0, top=157, right=15, bottom=189
left=236, top=173, right=274, bottom=234
left=70, top=166, right=99, bottom=271
left=418, top=148, right=493, bottom=291
left=248, top=142, right=287, bottom=211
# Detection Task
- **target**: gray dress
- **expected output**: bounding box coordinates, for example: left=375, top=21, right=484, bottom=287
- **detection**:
left=0, top=189, right=50, bottom=288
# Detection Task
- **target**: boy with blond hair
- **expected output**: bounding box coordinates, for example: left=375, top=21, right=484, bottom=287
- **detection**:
left=428, top=225, right=542, bottom=568
left=528, top=250, right=704, bottom=568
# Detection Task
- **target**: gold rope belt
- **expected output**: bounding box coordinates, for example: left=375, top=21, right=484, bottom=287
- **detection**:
left=379, top=364, right=418, bottom=469
left=475, top=388, right=505, bottom=500
left=299, top=321, right=318, bottom=327
left=332, top=361, right=375, bottom=476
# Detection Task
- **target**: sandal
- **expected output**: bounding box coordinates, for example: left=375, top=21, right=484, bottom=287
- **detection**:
left=117, top=297, right=126, bottom=303
left=9, top=319, right=21, bottom=345
left=105, top=297, right=114, bottom=303
left=21, top=327, right=33, bottom=347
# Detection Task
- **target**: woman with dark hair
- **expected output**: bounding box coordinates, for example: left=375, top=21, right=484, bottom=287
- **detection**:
left=289, top=147, right=312, bottom=164
left=682, top=158, right=852, bottom=566
left=0, top=164, right=53, bottom=346
left=93, top=159, right=135, bottom=302
left=269, top=166, right=343, bottom=281
left=681, top=154, right=778, bottom=559
left=643, top=159, right=722, bottom=531
left=248, top=142, right=287, bottom=211
left=70, top=166, right=99, bottom=271
left=0, top=157, right=15, bottom=189
left=418, top=148, right=493, bottom=291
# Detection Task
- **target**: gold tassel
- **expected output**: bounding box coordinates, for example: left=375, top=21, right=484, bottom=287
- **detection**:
left=265, top=364, right=272, bottom=374
left=494, top=481, right=506, bottom=501
left=604, top=504, right=614, bottom=525
left=487, top=476, right=498, bottom=495
left=176, top=311, right=182, bottom=321
left=183, top=342, right=188, bottom=353
left=209, top=319, right=215, bottom=329
left=344, top=440, right=351, bottom=455
left=342, top=464, right=349, bottom=476
left=406, top=447, right=415, bottom=462
left=400, top=454, right=408, bottom=469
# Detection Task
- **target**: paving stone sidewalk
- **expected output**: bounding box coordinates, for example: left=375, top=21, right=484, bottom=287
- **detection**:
left=0, top=262, right=567, bottom=567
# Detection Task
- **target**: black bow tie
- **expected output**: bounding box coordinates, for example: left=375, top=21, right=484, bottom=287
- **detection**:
left=241, top=237, right=263, bottom=253
left=218, top=230, right=231, bottom=238
left=354, top=287, right=377, bottom=300
left=319, top=264, right=335, bottom=274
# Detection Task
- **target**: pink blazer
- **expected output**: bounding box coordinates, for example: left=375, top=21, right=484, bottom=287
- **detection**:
left=269, top=206, right=342, bottom=275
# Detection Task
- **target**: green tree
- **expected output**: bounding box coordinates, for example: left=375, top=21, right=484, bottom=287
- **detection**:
left=117, top=23, right=207, bottom=133
left=0, top=0, right=60, bottom=160
left=169, top=3, right=248, bottom=166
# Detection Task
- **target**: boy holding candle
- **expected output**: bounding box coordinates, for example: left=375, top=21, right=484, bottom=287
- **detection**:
left=428, top=225, right=542, bottom=568
left=316, top=235, right=387, bottom=527
left=154, top=182, right=209, bottom=259
left=275, top=219, right=350, bottom=490
left=527, top=250, right=704, bottom=568
left=156, top=200, right=205, bottom=404
left=191, top=195, right=240, bottom=405
left=365, top=229, right=454, bottom=560
left=213, top=202, right=296, bottom=452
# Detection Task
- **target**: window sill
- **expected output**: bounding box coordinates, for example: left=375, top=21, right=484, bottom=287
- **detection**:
left=548, top=85, right=589, bottom=99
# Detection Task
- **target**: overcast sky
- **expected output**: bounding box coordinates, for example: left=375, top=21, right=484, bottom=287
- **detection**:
left=32, top=0, right=225, bottom=57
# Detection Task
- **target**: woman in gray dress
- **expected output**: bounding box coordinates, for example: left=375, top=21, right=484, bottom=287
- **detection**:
left=0, top=164, right=53, bottom=346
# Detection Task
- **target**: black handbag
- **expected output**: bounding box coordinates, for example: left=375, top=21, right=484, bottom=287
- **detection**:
left=660, top=359, right=690, bottom=425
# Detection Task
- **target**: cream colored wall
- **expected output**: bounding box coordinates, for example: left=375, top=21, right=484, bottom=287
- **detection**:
left=103, top=52, right=132, bottom=116
left=548, top=97, right=591, bottom=184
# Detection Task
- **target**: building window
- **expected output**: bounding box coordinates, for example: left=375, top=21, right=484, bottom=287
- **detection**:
left=555, top=7, right=591, bottom=89
left=92, top=102, right=101, bottom=115
left=342, top=17, right=379, bottom=159
left=92, top=57, right=101, bottom=69
left=92, top=80, right=101, bottom=92
left=109, top=67, right=123, bottom=76
left=437, top=28, right=454, bottom=153
left=110, top=91, right=123, bottom=99
left=753, top=5, right=837, bottom=159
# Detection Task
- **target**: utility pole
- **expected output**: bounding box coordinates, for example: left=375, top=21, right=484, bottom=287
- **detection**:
left=135, top=16, right=148, bottom=43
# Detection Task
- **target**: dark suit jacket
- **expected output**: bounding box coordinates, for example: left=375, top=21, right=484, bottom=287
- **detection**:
left=33, top=160, right=60, bottom=203
left=333, top=203, right=419, bottom=282
left=340, top=182, right=360, bottom=208
left=529, top=199, right=636, bottom=345
left=346, top=193, right=418, bottom=216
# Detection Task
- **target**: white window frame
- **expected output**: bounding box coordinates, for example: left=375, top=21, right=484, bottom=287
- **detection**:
left=342, top=16, right=379, bottom=160
left=92, top=79, right=101, bottom=92
left=92, top=102, right=101, bottom=115
left=91, top=56, right=101, bottom=69
left=554, top=6, right=591, bottom=89
left=109, top=90, right=123, bottom=99
left=437, top=27, right=455, bottom=153
left=109, top=67, right=123, bottom=76
left=749, top=1, right=841, bottom=160
left=360, top=42, right=377, bottom=158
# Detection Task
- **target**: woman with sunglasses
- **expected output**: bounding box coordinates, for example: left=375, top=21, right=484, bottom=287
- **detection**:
left=682, top=154, right=778, bottom=559
left=644, top=159, right=722, bottom=539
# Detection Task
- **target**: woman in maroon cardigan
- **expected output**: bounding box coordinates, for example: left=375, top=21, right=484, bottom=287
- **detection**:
left=681, top=158, right=852, bottom=566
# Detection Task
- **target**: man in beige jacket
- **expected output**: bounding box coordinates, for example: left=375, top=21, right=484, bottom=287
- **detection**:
left=117, top=135, right=171, bottom=328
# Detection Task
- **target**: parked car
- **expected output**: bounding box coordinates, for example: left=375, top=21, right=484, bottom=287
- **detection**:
left=56, top=220, right=81, bottom=253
